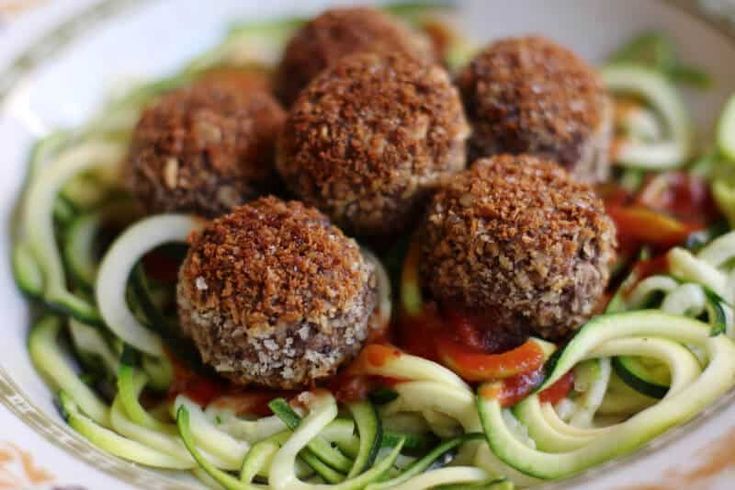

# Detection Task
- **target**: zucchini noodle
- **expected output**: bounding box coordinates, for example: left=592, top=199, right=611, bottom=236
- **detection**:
left=353, top=346, right=469, bottom=391
left=109, top=398, right=198, bottom=469
left=29, top=317, right=110, bottom=427
left=586, top=337, right=701, bottom=396
left=622, top=230, right=735, bottom=338
left=96, top=214, right=202, bottom=356
left=514, top=396, right=602, bottom=452
left=11, top=21, right=735, bottom=490
left=174, top=396, right=250, bottom=470
left=60, top=392, right=192, bottom=470
left=68, top=318, right=119, bottom=377
left=567, top=358, right=611, bottom=428
left=204, top=407, right=287, bottom=444
left=477, top=312, right=735, bottom=480
left=23, top=141, right=126, bottom=323
left=375, top=467, right=491, bottom=490
left=602, top=64, right=692, bottom=168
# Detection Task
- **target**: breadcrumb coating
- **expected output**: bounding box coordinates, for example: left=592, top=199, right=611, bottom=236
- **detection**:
left=277, top=52, right=469, bottom=238
left=177, top=196, right=377, bottom=389
left=420, top=154, right=617, bottom=341
left=457, top=36, right=612, bottom=183
left=127, top=79, right=285, bottom=217
left=275, top=6, right=434, bottom=105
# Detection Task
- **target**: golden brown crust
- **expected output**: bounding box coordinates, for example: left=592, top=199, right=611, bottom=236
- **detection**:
left=457, top=36, right=610, bottom=181
left=277, top=52, right=469, bottom=237
left=420, top=154, right=617, bottom=340
left=126, top=79, right=285, bottom=217
left=181, top=196, right=367, bottom=329
left=274, top=6, right=434, bottom=105
left=177, top=197, right=377, bottom=389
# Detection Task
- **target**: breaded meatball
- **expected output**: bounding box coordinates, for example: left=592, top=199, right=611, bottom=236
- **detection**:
left=177, top=196, right=377, bottom=389
left=275, top=6, right=434, bottom=105
left=277, top=52, right=470, bottom=238
left=420, top=155, right=617, bottom=342
left=127, top=79, right=286, bottom=217
left=457, top=36, right=612, bottom=183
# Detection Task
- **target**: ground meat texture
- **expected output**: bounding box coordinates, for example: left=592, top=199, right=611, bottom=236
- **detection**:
left=177, top=196, right=377, bottom=389
left=457, top=36, right=613, bottom=183
left=420, top=155, right=617, bottom=341
left=126, top=79, right=286, bottom=218
left=277, top=52, right=470, bottom=238
left=274, top=6, right=434, bottom=106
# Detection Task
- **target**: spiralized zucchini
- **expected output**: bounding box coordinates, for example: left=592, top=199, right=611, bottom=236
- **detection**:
left=477, top=312, right=735, bottom=480
left=603, top=64, right=692, bottom=169
left=11, top=18, right=735, bottom=490
left=23, top=140, right=126, bottom=323
left=96, top=214, right=203, bottom=356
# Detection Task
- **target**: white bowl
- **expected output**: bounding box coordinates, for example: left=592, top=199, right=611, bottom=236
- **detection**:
left=1, top=1, right=734, bottom=488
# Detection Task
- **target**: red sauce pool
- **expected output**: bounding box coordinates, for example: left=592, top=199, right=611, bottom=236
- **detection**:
left=539, top=371, right=575, bottom=405
left=166, top=352, right=293, bottom=415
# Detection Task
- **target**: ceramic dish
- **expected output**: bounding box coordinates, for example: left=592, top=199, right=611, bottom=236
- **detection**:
left=1, top=1, right=735, bottom=489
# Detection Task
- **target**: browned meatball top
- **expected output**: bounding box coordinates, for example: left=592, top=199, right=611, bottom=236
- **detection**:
left=420, top=155, right=617, bottom=341
left=277, top=52, right=469, bottom=237
left=275, top=6, right=434, bottom=105
left=127, top=79, right=285, bottom=217
left=457, top=36, right=608, bottom=170
left=180, top=196, right=369, bottom=335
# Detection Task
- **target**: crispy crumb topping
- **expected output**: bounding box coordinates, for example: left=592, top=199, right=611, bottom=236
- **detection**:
left=277, top=52, right=469, bottom=237
left=420, top=154, right=617, bottom=340
left=177, top=196, right=377, bottom=389
left=457, top=36, right=608, bottom=170
left=181, top=196, right=368, bottom=331
left=127, top=78, right=285, bottom=217
left=275, top=6, right=434, bottom=105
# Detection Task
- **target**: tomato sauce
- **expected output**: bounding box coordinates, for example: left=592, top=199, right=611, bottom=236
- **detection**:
left=538, top=371, right=575, bottom=405
left=607, top=205, right=698, bottom=251
left=207, top=391, right=285, bottom=418
left=329, top=344, right=405, bottom=402
left=632, top=254, right=670, bottom=280
left=166, top=351, right=294, bottom=415
left=495, top=369, right=546, bottom=407
left=142, top=247, right=186, bottom=283
left=603, top=172, right=720, bottom=257
left=476, top=369, right=574, bottom=408
left=436, top=334, right=545, bottom=382
left=636, top=171, right=718, bottom=224
left=362, top=343, right=402, bottom=368
left=168, top=357, right=229, bottom=407
left=395, top=305, right=443, bottom=361
left=327, top=373, right=403, bottom=403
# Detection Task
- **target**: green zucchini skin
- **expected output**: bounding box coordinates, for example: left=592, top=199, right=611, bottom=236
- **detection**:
left=15, top=21, right=735, bottom=489
left=612, top=356, right=669, bottom=399
left=347, top=401, right=381, bottom=478
left=477, top=311, right=735, bottom=480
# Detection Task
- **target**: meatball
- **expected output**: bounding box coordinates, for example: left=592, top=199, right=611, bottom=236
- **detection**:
left=126, top=79, right=286, bottom=218
left=420, top=155, right=616, bottom=342
left=177, top=196, right=377, bottom=389
left=457, top=36, right=612, bottom=183
left=277, top=52, right=470, bottom=238
left=275, top=6, right=434, bottom=105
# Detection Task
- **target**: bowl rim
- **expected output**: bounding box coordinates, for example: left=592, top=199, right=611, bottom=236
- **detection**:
left=1, top=0, right=734, bottom=488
